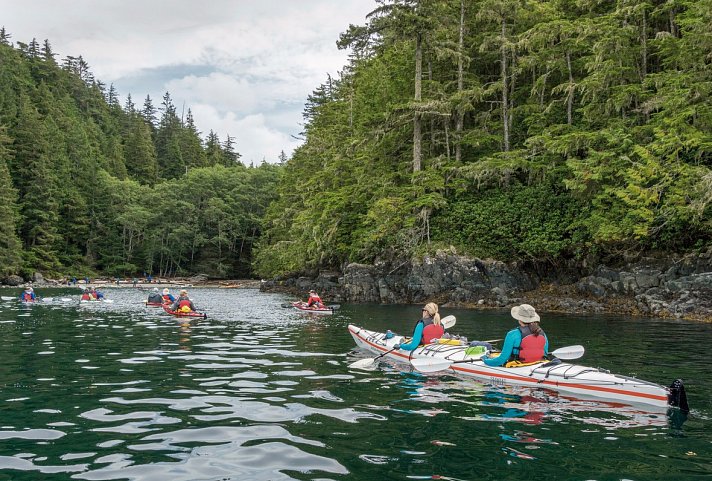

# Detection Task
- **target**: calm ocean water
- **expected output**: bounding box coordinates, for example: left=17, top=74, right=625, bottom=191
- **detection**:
left=0, top=287, right=710, bottom=480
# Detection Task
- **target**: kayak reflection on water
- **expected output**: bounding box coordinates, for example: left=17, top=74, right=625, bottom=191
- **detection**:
left=396, top=375, right=687, bottom=430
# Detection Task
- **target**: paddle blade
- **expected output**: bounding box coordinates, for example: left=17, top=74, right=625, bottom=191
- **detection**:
left=410, top=357, right=457, bottom=373
left=348, top=358, right=378, bottom=370
left=441, top=315, right=456, bottom=329
left=551, top=345, right=585, bottom=360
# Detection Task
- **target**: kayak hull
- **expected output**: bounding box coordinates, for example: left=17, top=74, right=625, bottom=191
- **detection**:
left=292, top=301, right=333, bottom=314
left=348, top=324, right=672, bottom=410
left=162, top=304, right=207, bottom=319
left=145, top=302, right=166, bottom=307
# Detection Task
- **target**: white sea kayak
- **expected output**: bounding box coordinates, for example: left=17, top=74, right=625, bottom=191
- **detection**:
left=291, top=301, right=334, bottom=314
left=348, top=324, right=687, bottom=411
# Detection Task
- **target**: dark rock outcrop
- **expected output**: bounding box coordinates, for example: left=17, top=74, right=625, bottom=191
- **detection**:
left=261, top=248, right=712, bottom=321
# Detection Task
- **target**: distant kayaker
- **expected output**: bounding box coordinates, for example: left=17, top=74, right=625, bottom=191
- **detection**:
left=171, top=290, right=196, bottom=313
left=20, top=286, right=36, bottom=302
left=162, top=288, right=175, bottom=304
left=147, top=288, right=163, bottom=304
left=483, top=304, right=549, bottom=367
left=394, top=302, right=444, bottom=351
left=306, top=290, right=324, bottom=308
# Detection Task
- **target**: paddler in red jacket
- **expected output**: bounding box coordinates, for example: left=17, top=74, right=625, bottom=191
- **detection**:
left=483, top=304, right=549, bottom=367
left=306, top=290, right=324, bottom=308
left=394, top=302, right=445, bottom=351
left=171, top=290, right=197, bottom=313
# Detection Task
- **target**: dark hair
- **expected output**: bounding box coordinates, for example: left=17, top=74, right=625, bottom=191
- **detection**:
left=528, top=322, right=542, bottom=336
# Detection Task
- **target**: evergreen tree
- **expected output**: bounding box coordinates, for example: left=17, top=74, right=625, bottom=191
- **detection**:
left=0, top=126, right=22, bottom=274
left=10, top=96, right=61, bottom=272
left=141, top=94, right=157, bottom=129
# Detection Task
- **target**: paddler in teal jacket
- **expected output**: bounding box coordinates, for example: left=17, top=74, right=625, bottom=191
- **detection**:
left=395, top=302, right=445, bottom=351
left=484, top=304, right=549, bottom=366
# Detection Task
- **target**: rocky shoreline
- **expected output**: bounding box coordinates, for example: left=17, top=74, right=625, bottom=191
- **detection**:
left=261, top=248, right=712, bottom=322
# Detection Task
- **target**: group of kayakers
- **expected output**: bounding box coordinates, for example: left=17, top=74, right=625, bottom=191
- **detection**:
left=80, top=287, right=105, bottom=301
left=146, top=288, right=197, bottom=313
left=393, top=301, right=548, bottom=367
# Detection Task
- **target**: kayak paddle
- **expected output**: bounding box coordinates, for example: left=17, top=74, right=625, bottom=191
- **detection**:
left=349, top=346, right=399, bottom=370
left=283, top=301, right=340, bottom=310
left=441, top=315, right=456, bottom=329
left=410, top=344, right=586, bottom=373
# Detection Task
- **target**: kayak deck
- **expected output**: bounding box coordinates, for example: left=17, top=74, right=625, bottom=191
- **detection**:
left=292, top=301, right=333, bottom=314
left=348, top=324, right=672, bottom=409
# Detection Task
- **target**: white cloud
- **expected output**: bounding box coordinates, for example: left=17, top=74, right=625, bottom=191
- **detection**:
left=1, top=0, right=376, bottom=162
left=189, top=104, right=301, bottom=165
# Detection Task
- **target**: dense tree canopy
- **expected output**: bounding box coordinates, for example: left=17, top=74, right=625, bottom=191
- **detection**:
left=255, top=0, right=712, bottom=278
left=0, top=32, right=280, bottom=279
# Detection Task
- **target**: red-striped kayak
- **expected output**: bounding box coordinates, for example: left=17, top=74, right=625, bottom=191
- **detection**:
left=348, top=324, right=687, bottom=411
left=292, top=301, right=334, bottom=314
left=162, top=304, right=207, bottom=319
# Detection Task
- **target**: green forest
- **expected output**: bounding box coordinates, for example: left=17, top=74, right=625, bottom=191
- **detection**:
left=0, top=30, right=280, bottom=279
left=1, top=0, right=711, bottom=282
left=254, top=0, right=712, bottom=277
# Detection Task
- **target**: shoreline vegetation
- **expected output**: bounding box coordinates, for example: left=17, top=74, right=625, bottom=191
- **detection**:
left=1, top=0, right=711, bottom=318
left=0, top=277, right=263, bottom=290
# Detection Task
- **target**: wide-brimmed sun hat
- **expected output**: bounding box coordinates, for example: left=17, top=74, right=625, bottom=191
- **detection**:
left=163, top=288, right=170, bottom=295
left=179, top=290, right=188, bottom=296
left=511, top=304, right=540, bottom=323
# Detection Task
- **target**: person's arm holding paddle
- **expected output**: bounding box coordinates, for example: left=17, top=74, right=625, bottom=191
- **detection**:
left=482, top=329, right=519, bottom=366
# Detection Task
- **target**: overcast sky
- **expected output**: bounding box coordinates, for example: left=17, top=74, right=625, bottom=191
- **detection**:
left=1, top=0, right=375, bottom=164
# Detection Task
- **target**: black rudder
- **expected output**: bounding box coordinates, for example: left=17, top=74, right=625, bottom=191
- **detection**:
left=668, top=379, right=689, bottom=414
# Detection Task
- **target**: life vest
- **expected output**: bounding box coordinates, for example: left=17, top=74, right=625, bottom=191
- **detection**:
left=307, top=295, right=322, bottom=307
left=22, top=292, right=33, bottom=301
left=514, top=325, right=546, bottom=363
left=421, top=318, right=444, bottom=344
left=162, top=295, right=172, bottom=303
left=81, top=293, right=90, bottom=301
left=178, top=299, right=192, bottom=311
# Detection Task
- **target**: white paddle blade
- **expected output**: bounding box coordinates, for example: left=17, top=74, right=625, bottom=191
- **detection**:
left=348, top=358, right=378, bottom=370
left=441, top=315, right=456, bottom=329
left=1, top=296, right=14, bottom=301
left=551, top=345, right=585, bottom=360
left=410, top=357, right=458, bottom=373
left=102, top=299, right=114, bottom=303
